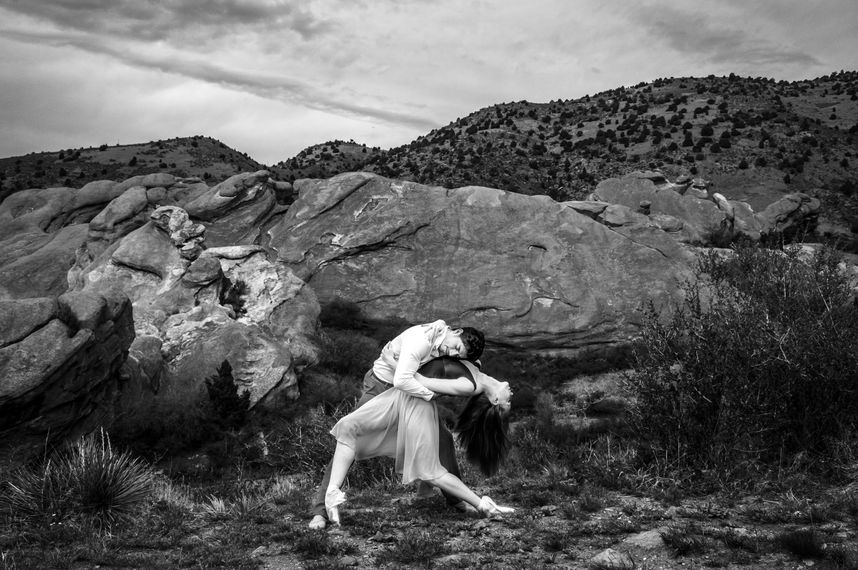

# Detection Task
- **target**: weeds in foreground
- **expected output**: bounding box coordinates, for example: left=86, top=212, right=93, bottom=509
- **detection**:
left=375, top=529, right=449, bottom=567
left=660, top=523, right=711, bottom=556
left=2, top=429, right=154, bottom=531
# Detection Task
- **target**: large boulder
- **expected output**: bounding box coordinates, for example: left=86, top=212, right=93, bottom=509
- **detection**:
left=268, top=172, right=696, bottom=354
left=0, top=288, right=135, bottom=452
left=184, top=171, right=281, bottom=246
left=0, top=224, right=89, bottom=299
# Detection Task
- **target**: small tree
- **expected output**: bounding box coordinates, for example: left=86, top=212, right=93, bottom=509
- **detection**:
left=205, top=360, right=250, bottom=430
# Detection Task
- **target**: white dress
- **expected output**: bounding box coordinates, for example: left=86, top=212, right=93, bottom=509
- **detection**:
left=330, top=387, right=447, bottom=484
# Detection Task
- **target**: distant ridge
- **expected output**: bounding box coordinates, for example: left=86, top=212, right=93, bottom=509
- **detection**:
left=0, top=135, right=266, bottom=203
left=277, top=72, right=858, bottom=234
left=3, top=72, right=857, bottom=235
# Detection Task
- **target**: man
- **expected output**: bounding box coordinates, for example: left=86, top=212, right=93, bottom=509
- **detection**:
left=309, top=320, right=485, bottom=529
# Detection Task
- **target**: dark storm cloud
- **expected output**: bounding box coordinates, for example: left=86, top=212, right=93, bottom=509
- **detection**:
left=631, top=4, right=821, bottom=68
left=1, top=25, right=437, bottom=131
left=0, top=0, right=331, bottom=41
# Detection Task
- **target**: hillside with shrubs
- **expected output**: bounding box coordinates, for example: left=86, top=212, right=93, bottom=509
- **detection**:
left=278, top=72, right=858, bottom=235
left=0, top=135, right=267, bottom=203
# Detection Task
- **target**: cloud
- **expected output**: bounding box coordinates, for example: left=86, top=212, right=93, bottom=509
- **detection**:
left=628, top=3, right=820, bottom=70
left=0, top=0, right=332, bottom=41
left=1, top=25, right=438, bottom=131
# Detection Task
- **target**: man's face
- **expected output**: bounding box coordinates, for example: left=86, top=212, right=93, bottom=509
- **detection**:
left=439, top=335, right=466, bottom=358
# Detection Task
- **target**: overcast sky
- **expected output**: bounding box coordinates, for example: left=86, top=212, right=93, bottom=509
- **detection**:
left=1, top=0, right=856, bottom=165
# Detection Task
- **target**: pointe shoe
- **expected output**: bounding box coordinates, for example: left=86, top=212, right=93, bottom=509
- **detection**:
left=324, top=488, right=346, bottom=526
left=477, top=495, right=515, bottom=517
left=308, top=514, right=326, bottom=530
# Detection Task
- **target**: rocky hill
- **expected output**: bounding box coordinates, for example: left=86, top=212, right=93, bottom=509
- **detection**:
left=0, top=135, right=267, bottom=204
left=277, top=72, right=858, bottom=241
left=272, top=139, right=384, bottom=180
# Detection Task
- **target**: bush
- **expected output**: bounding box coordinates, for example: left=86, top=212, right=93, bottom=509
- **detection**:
left=220, top=277, right=248, bottom=316
left=205, top=360, right=250, bottom=430
left=627, top=244, right=858, bottom=479
left=2, top=429, right=154, bottom=530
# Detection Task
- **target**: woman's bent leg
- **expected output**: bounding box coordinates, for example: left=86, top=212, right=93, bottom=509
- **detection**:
left=309, top=370, right=390, bottom=524
left=426, top=473, right=481, bottom=510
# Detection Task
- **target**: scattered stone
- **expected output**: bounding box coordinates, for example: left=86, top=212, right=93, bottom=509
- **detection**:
left=623, top=528, right=667, bottom=549
left=589, top=548, right=635, bottom=569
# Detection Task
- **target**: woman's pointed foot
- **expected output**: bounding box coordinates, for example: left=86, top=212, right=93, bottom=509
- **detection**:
left=477, top=496, right=515, bottom=517
left=325, top=488, right=346, bottom=526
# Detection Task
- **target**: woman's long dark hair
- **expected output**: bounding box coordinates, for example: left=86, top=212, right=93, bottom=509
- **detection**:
left=455, top=394, right=510, bottom=477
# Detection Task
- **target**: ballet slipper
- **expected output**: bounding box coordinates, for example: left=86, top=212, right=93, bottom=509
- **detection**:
left=325, top=488, right=346, bottom=526
left=477, top=495, right=515, bottom=517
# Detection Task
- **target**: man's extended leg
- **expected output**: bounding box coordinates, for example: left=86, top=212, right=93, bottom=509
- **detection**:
left=437, top=420, right=472, bottom=509
left=309, top=370, right=389, bottom=522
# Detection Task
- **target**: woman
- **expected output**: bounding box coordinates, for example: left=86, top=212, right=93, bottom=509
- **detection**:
left=323, top=357, right=514, bottom=525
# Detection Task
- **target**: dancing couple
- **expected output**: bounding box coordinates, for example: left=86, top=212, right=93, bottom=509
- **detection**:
left=309, top=320, right=515, bottom=529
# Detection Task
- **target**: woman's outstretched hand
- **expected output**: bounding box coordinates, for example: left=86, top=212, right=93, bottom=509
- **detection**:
left=477, top=496, right=515, bottom=517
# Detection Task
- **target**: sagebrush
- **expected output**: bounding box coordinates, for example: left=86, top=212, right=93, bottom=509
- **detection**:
left=627, top=244, right=858, bottom=480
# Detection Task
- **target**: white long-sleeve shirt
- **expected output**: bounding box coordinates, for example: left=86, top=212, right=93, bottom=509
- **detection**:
left=372, top=320, right=453, bottom=401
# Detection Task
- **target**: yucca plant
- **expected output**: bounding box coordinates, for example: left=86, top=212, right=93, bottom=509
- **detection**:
left=2, top=428, right=154, bottom=530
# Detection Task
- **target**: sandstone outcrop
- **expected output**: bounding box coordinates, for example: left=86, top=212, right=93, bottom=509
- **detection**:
left=72, top=206, right=319, bottom=408
left=0, top=172, right=280, bottom=299
left=591, top=171, right=820, bottom=244
left=269, top=172, right=696, bottom=355
left=184, top=171, right=282, bottom=246
left=0, top=172, right=317, bottom=447
left=0, top=288, right=134, bottom=449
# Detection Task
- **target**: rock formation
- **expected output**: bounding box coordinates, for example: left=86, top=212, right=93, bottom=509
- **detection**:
left=591, top=171, right=820, bottom=244
left=268, top=172, right=697, bottom=355
left=72, top=204, right=319, bottom=409
left=0, top=166, right=831, bottom=450
left=0, top=288, right=134, bottom=451
left=0, top=171, right=314, bottom=449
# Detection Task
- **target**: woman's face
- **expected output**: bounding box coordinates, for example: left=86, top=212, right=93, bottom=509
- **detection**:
left=486, top=379, right=512, bottom=413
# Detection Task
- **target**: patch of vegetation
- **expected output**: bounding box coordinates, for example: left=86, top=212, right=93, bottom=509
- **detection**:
left=627, top=243, right=858, bottom=483
left=1, top=429, right=154, bottom=531
left=778, top=528, right=826, bottom=559
left=219, top=277, right=248, bottom=317
left=205, top=360, right=250, bottom=431
left=375, top=528, right=449, bottom=567
left=660, top=523, right=711, bottom=556
left=111, top=359, right=253, bottom=469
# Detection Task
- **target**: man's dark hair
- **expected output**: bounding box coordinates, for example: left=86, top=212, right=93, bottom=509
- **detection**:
left=460, top=327, right=485, bottom=362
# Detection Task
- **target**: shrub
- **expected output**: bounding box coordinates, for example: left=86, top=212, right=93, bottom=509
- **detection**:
left=316, top=329, right=378, bottom=377
left=220, top=277, right=248, bottom=316
left=205, top=360, right=250, bottom=430
left=627, top=244, right=858, bottom=479
left=2, top=429, right=154, bottom=530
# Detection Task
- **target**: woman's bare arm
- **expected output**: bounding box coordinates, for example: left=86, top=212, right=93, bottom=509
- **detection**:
left=415, top=373, right=480, bottom=397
